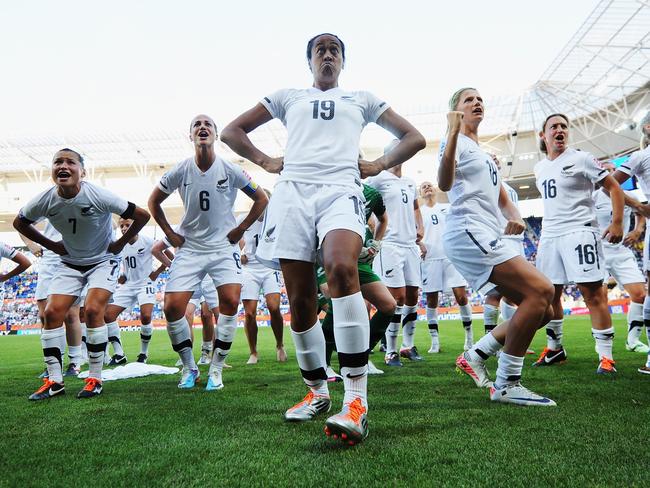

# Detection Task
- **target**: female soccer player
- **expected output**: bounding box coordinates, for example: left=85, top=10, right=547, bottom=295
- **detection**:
left=0, top=241, right=31, bottom=322
left=14, top=148, right=150, bottom=400
left=439, top=88, right=556, bottom=406
left=534, top=114, right=624, bottom=374
left=611, top=111, right=650, bottom=374
left=221, top=33, right=425, bottom=443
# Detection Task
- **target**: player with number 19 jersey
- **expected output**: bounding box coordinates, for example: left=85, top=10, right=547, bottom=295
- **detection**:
left=534, top=148, right=608, bottom=284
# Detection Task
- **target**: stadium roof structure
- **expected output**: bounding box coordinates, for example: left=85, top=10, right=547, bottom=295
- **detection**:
left=0, top=0, right=649, bottom=197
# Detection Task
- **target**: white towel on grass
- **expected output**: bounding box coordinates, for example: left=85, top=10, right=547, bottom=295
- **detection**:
left=78, top=362, right=179, bottom=381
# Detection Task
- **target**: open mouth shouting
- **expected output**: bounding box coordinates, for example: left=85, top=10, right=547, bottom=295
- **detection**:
left=56, top=169, right=72, bottom=181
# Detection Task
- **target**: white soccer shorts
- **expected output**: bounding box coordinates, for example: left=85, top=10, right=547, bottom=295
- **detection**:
left=111, top=281, right=156, bottom=311
left=501, top=237, right=525, bottom=258
left=421, top=258, right=467, bottom=293
left=443, top=227, right=519, bottom=293
left=241, top=264, right=282, bottom=301
left=165, top=247, right=242, bottom=294
left=603, top=244, right=644, bottom=286
left=189, top=276, right=220, bottom=310
left=536, top=230, right=605, bottom=285
left=372, top=243, right=421, bottom=288
left=256, top=181, right=366, bottom=269
left=643, top=230, right=650, bottom=273
left=51, top=259, right=120, bottom=297
left=35, top=264, right=56, bottom=301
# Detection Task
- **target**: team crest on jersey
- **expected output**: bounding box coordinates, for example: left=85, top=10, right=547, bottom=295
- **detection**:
left=137, top=248, right=145, bottom=256
left=81, top=206, right=95, bottom=216
left=264, top=225, right=276, bottom=243
left=216, top=175, right=229, bottom=192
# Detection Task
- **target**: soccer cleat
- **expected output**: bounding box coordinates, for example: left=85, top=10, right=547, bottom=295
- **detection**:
left=400, top=346, right=423, bottom=361
left=638, top=365, right=650, bottom=375
left=525, top=348, right=535, bottom=355
left=276, top=346, right=287, bottom=362
left=284, top=391, right=331, bottom=422
left=378, top=343, right=387, bottom=353
left=428, top=343, right=440, bottom=354
left=626, top=341, right=650, bottom=354
left=198, top=351, right=212, bottom=365
left=178, top=368, right=200, bottom=389
left=29, top=379, right=65, bottom=401
left=597, top=357, right=617, bottom=375
left=108, top=354, right=127, bottom=367
left=367, top=360, right=384, bottom=375
left=205, top=372, right=224, bottom=391
left=64, top=363, right=80, bottom=377
left=326, top=366, right=343, bottom=382
left=489, top=383, right=556, bottom=407
left=38, top=368, right=49, bottom=379
left=324, top=397, right=369, bottom=445
left=532, top=347, right=567, bottom=367
left=77, top=377, right=103, bottom=399
left=246, top=354, right=258, bottom=365
left=136, top=353, right=148, bottom=363
left=455, top=352, right=492, bottom=388
left=384, top=352, right=403, bottom=367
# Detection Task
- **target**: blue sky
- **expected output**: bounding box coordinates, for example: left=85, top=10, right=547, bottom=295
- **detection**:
left=1, top=0, right=596, bottom=136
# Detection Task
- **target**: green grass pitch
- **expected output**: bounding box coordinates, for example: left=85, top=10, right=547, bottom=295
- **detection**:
left=1, top=315, right=648, bottom=487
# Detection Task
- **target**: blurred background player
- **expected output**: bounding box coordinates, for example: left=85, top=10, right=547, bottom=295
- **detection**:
left=15, top=148, right=149, bottom=400
left=102, top=218, right=166, bottom=365
left=238, top=189, right=287, bottom=365
left=534, top=114, right=624, bottom=374
left=418, top=181, right=473, bottom=353
left=148, top=114, right=267, bottom=391
left=367, top=141, right=426, bottom=366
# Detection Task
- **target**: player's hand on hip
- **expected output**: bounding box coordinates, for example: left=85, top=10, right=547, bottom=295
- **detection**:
left=168, top=232, right=185, bottom=248
left=504, top=219, right=525, bottom=235
left=262, top=156, right=284, bottom=174
left=359, top=159, right=384, bottom=178
left=108, top=240, right=125, bottom=255
left=227, top=226, right=245, bottom=245
left=51, top=241, right=68, bottom=256
left=417, top=241, right=427, bottom=259
left=603, top=223, right=623, bottom=244
left=623, top=229, right=641, bottom=248
left=447, top=111, right=464, bottom=133
left=241, top=254, right=249, bottom=266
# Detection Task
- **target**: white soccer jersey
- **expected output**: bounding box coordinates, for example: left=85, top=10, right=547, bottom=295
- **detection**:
left=19, top=181, right=129, bottom=266
left=40, top=221, right=62, bottom=266
left=534, top=148, right=607, bottom=238
left=241, top=218, right=264, bottom=267
left=593, top=189, right=633, bottom=250
left=366, top=171, right=418, bottom=246
left=420, top=203, right=449, bottom=260
left=158, top=156, right=255, bottom=253
left=261, top=88, right=389, bottom=186
left=439, top=134, right=502, bottom=235
left=499, top=181, right=524, bottom=241
left=121, top=234, right=154, bottom=286
left=0, top=241, right=17, bottom=260
left=618, top=146, right=650, bottom=199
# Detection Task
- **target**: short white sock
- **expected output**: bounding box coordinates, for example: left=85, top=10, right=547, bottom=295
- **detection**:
left=483, top=304, right=498, bottom=334
left=86, top=325, right=108, bottom=380
left=385, top=306, right=402, bottom=354
left=333, top=292, right=370, bottom=408
left=167, top=317, right=196, bottom=370
left=546, top=319, right=563, bottom=349
left=495, top=352, right=524, bottom=389
left=209, top=314, right=237, bottom=375
left=500, top=300, right=517, bottom=321
left=42, top=326, right=66, bottom=383
left=627, top=302, right=644, bottom=345
left=467, top=332, right=502, bottom=362
left=592, top=327, right=614, bottom=360
left=292, top=320, right=329, bottom=397
left=400, top=305, right=418, bottom=350
left=140, top=323, right=153, bottom=355
left=106, top=321, right=124, bottom=356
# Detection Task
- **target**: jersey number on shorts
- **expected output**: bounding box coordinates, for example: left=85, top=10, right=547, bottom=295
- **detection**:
left=575, top=244, right=597, bottom=267
left=541, top=179, right=557, bottom=199
left=110, top=260, right=119, bottom=277
left=349, top=195, right=365, bottom=225
left=233, top=252, right=242, bottom=270
left=311, top=100, right=335, bottom=120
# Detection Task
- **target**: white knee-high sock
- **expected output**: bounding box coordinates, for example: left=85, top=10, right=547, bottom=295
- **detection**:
left=42, top=326, right=66, bottom=383
left=140, top=323, right=153, bottom=355
left=467, top=331, right=503, bottom=363
left=400, top=304, right=418, bottom=350
left=459, top=303, right=473, bottom=348
left=333, top=292, right=370, bottom=408
left=292, top=320, right=329, bottom=397
left=546, top=319, right=563, bottom=350
left=483, top=304, right=498, bottom=334
left=209, top=313, right=237, bottom=376
left=500, top=300, right=517, bottom=321
left=592, top=327, right=614, bottom=360
left=494, top=352, right=524, bottom=389
left=426, top=307, right=439, bottom=349
left=167, top=317, right=196, bottom=370
left=67, top=345, right=82, bottom=366
left=86, top=325, right=108, bottom=380
left=106, top=321, right=124, bottom=356
left=385, top=306, right=402, bottom=354
left=627, top=302, right=644, bottom=346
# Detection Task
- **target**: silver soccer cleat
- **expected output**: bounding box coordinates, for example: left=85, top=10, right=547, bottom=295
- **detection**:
left=324, top=398, right=369, bottom=445
left=490, top=382, right=556, bottom=407
left=284, top=392, right=331, bottom=422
